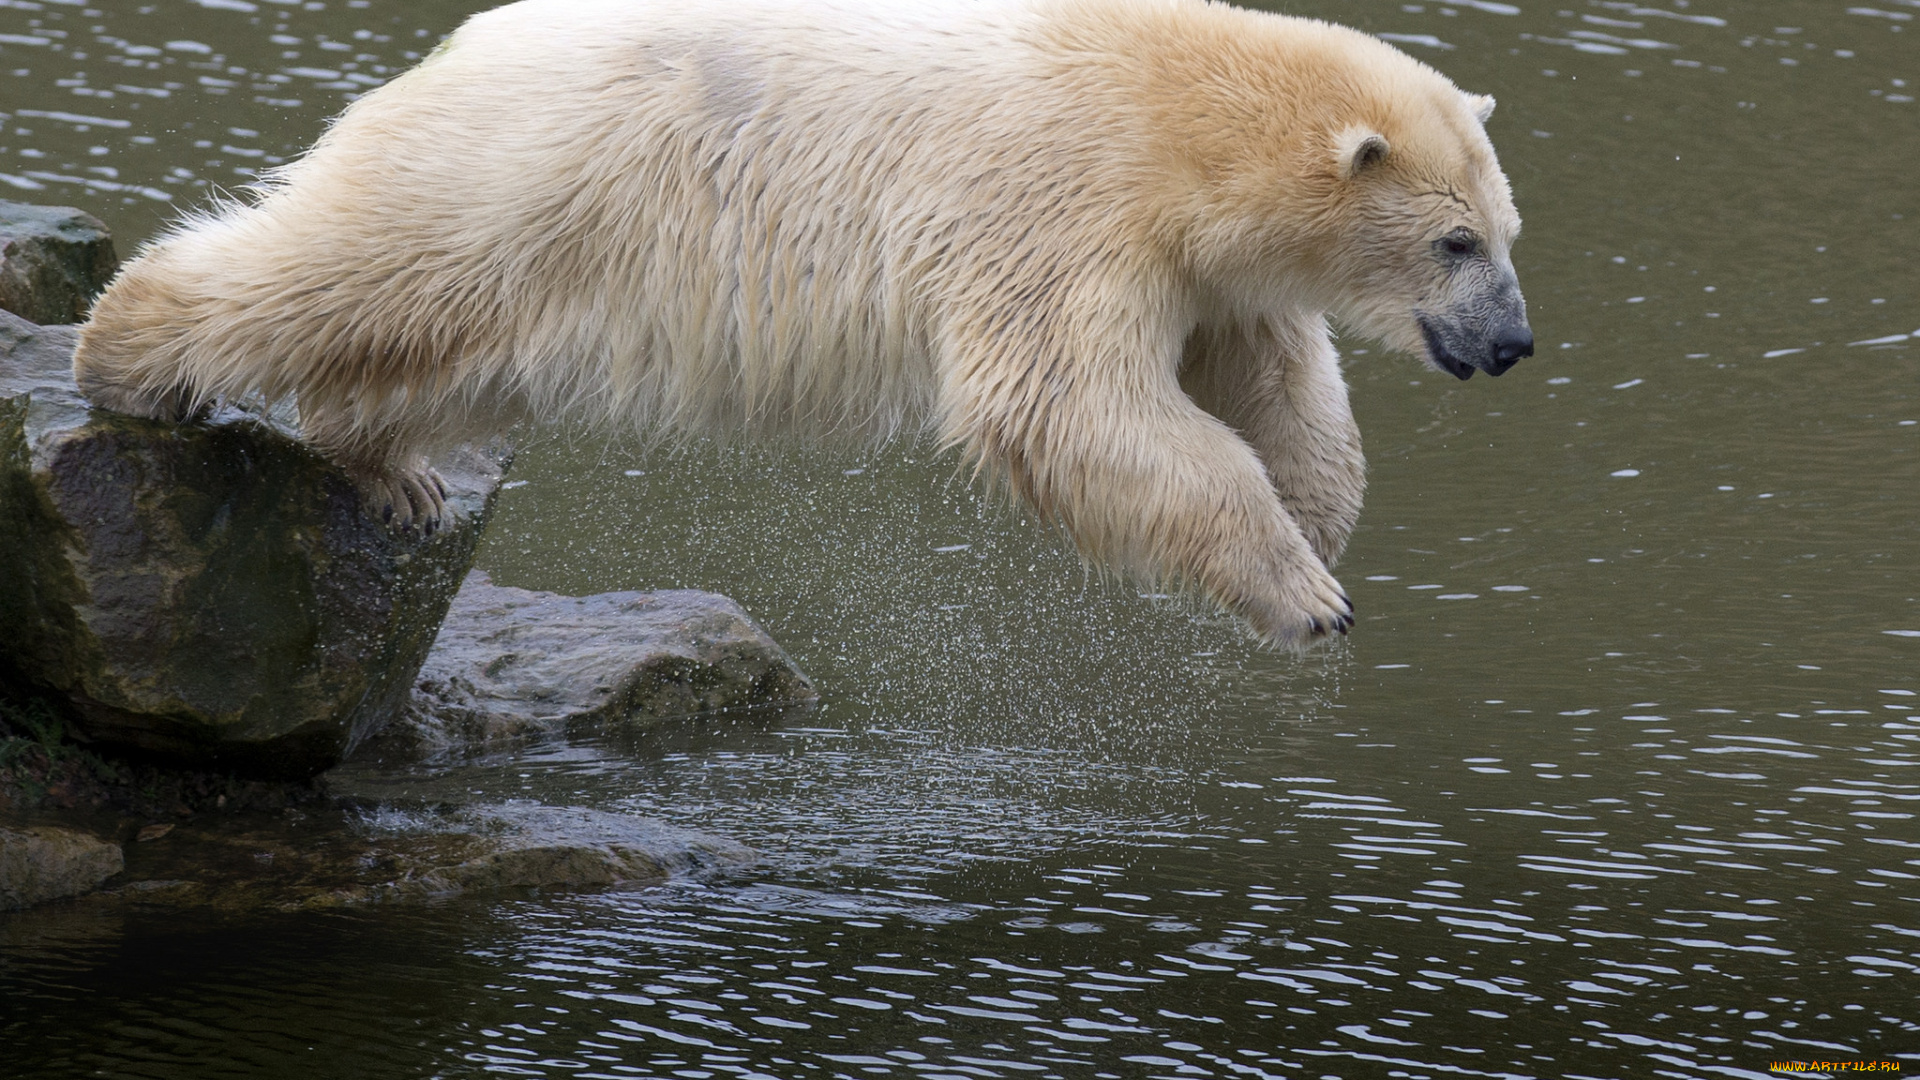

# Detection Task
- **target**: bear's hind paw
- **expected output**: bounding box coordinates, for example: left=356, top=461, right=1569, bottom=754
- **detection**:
left=75, top=374, right=208, bottom=424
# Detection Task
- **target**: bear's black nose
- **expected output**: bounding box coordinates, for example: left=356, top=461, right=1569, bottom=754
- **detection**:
left=1487, top=327, right=1533, bottom=375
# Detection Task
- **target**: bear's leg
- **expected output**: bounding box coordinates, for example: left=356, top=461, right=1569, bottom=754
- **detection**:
left=1180, top=313, right=1366, bottom=567
left=73, top=253, right=217, bottom=424
left=952, top=339, right=1353, bottom=648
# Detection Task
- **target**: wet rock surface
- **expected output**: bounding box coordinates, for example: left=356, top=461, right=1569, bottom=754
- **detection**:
left=62, top=799, right=752, bottom=911
left=0, top=308, right=511, bottom=779
left=353, top=801, right=755, bottom=901
left=3, top=698, right=756, bottom=912
left=361, top=571, right=817, bottom=761
left=0, top=200, right=118, bottom=326
left=0, top=823, right=123, bottom=910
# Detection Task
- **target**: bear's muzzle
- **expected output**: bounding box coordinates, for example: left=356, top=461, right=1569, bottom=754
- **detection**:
left=1417, top=302, right=1533, bottom=381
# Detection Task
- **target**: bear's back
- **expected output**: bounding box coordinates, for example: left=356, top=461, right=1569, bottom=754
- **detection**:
left=285, top=0, right=1123, bottom=437
left=86, top=0, right=1480, bottom=446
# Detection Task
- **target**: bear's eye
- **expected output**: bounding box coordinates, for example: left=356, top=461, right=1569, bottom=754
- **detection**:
left=1434, top=231, right=1481, bottom=260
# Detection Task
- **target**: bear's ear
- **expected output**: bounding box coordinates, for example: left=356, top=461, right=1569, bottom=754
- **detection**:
left=1467, top=94, right=1496, bottom=124
left=1337, top=127, right=1391, bottom=179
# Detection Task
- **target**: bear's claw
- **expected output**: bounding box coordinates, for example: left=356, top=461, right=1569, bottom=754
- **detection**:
left=1250, top=562, right=1353, bottom=650
left=357, top=463, right=450, bottom=536
left=1309, top=607, right=1355, bottom=638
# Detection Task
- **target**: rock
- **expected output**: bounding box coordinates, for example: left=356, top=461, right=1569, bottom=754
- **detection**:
left=353, top=801, right=755, bottom=901
left=0, top=308, right=512, bottom=779
left=0, top=201, right=118, bottom=325
left=0, top=824, right=123, bottom=910
left=74, top=799, right=751, bottom=910
left=369, top=571, right=817, bottom=758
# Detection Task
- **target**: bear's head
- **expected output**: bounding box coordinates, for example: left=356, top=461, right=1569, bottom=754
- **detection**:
left=1166, top=21, right=1531, bottom=380
left=1319, top=90, right=1533, bottom=380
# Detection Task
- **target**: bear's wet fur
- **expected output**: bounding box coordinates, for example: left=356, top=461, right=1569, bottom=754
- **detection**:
left=73, top=0, right=1529, bottom=647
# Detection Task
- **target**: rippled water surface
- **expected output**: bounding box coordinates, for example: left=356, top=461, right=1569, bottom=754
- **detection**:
left=4, top=0, right=1919, bottom=1077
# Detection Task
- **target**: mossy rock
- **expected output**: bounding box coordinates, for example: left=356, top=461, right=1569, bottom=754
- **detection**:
left=0, top=823, right=123, bottom=910
left=0, top=309, right=511, bottom=778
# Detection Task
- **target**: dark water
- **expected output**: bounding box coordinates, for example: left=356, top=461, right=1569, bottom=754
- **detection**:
left=4, top=1, right=1919, bottom=1077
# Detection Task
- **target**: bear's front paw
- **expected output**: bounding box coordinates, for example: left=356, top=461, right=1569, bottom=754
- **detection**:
left=353, top=462, right=450, bottom=536
left=1247, top=563, right=1354, bottom=650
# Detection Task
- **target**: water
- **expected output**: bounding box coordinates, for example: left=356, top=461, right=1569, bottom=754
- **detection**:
left=4, top=0, right=1919, bottom=1076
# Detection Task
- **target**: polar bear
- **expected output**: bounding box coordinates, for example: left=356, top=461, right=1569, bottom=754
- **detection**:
left=72, top=0, right=1531, bottom=648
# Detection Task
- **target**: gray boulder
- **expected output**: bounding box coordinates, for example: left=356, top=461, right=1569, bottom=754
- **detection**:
left=0, top=201, right=118, bottom=325
left=0, top=308, right=510, bottom=778
left=0, top=824, right=123, bottom=910
left=369, top=571, right=818, bottom=758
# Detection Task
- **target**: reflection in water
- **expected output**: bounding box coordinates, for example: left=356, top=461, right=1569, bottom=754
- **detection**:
left=4, top=0, right=1920, bottom=1076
